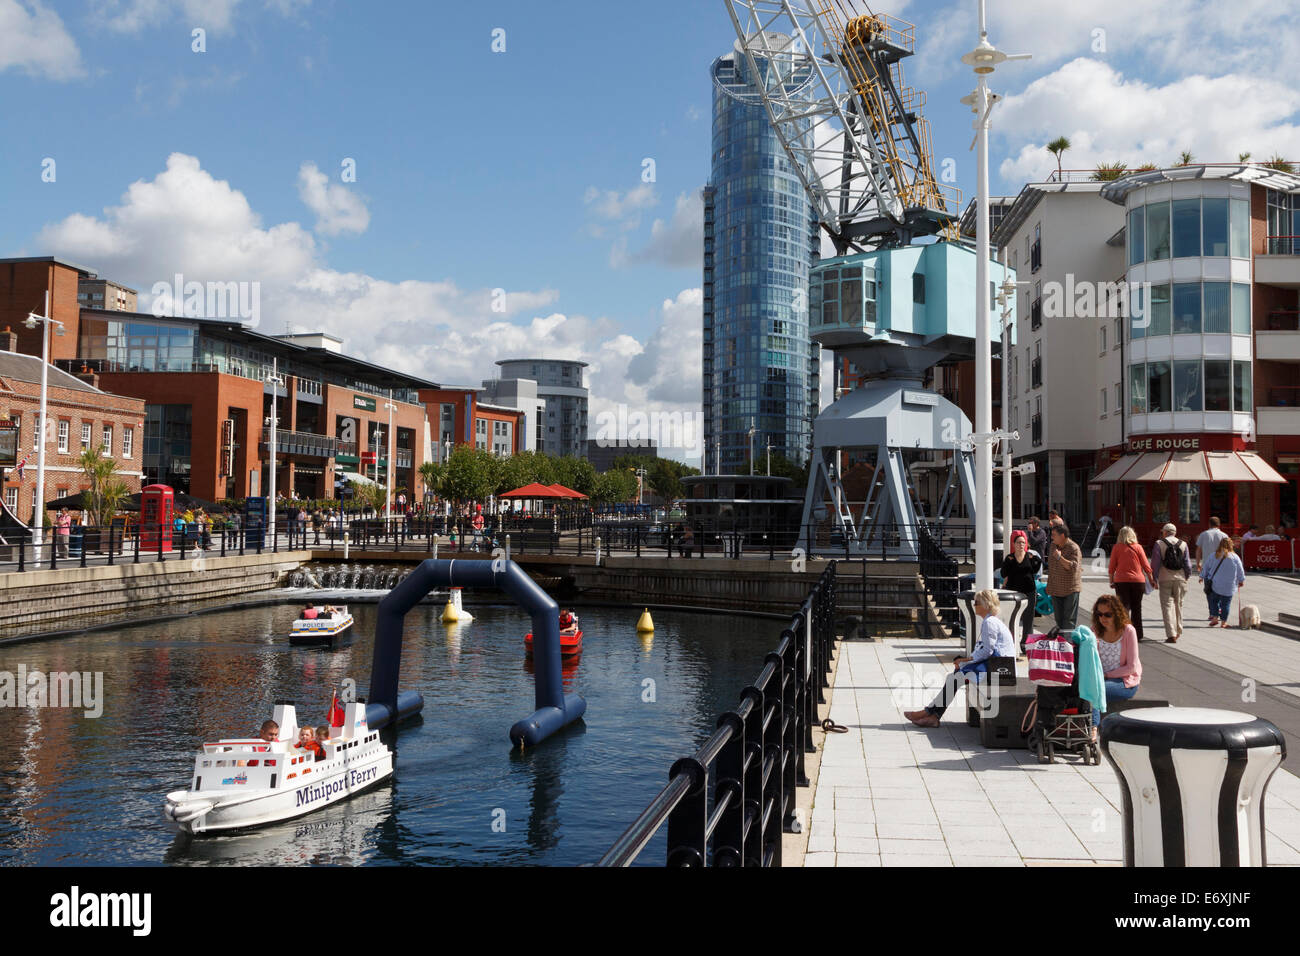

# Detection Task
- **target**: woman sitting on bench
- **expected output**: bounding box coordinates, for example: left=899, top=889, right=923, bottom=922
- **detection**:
left=906, top=589, right=1016, bottom=728
left=1090, top=593, right=1141, bottom=728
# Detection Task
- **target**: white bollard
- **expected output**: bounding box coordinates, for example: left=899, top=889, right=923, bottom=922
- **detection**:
left=1101, top=707, right=1285, bottom=866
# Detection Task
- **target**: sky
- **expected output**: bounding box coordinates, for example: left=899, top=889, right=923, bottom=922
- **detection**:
left=3, top=0, right=1300, bottom=465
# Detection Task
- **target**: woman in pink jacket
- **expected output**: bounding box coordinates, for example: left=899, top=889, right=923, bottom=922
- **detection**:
left=1108, top=525, right=1154, bottom=641
left=1089, top=593, right=1141, bottom=729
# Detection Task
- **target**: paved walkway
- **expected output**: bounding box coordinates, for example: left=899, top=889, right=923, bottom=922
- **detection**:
left=805, top=571, right=1300, bottom=865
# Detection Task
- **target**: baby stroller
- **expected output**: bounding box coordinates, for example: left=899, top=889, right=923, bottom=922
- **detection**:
left=1022, top=628, right=1101, bottom=766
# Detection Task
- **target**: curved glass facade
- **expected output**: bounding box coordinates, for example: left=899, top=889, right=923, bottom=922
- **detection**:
left=703, top=49, right=819, bottom=472
left=1123, top=185, right=1254, bottom=436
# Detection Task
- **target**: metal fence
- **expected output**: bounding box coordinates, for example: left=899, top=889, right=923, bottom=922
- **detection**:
left=597, top=562, right=837, bottom=867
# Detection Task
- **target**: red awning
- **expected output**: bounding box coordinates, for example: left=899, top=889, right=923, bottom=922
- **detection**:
left=500, top=482, right=569, bottom=498
left=547, top=483, right=589, bottom=500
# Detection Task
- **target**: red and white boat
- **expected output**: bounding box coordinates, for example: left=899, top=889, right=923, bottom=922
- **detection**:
left=524, top=629, right=583, bottom=658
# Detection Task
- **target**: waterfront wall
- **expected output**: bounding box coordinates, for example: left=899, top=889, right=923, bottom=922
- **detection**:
left=0, top=551, right=310, bottom=641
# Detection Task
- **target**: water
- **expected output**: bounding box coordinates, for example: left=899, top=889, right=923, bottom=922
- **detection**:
left=0, top=603, right=775, bottom=866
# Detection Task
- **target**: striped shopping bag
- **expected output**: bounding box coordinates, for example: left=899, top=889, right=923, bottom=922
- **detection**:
left=1026, top=630, right=1075, bottom=687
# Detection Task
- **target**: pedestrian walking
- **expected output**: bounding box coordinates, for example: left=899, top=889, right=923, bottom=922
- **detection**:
left=1201, top=538, right=1246, bottom=628
left=1045, top=520, right=1082, bottom=631
left=1108, top=525, right=1155, bottom=641
left=1149, top=522, right=1192, bottom=643
left=1195, top=516, right=1229, bottom=620
left=1025, top=516, right=1048, bottom=559
left=55, top=508, right=72, bottom=558
left=311, top=508, right=323, bottom=545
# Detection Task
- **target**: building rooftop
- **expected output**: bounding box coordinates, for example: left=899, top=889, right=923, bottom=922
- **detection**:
left=0, top=349, right=105, bottom=394
left=1099, top=163, right=1300, bottom=205
left=0, top=256, right=96, bottom=276
left=496, top=358, right=589, bottom=368
left=80, top=308, right=441, bottom=392
left=992, top=180, right=1110, bottom=249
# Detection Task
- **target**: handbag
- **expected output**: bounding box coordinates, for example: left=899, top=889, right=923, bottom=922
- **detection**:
left=1027, top=631, right=1075, bottom=687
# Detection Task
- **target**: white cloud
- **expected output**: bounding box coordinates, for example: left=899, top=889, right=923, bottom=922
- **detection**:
left=0, top=0, right=83, bottom=79
left=297, top=161, right=370, bottom=236
left=610, top=191, right=703, bottom=269
left=90, top=0, right=310, bottom=35
left=33, top=153, right=704, bottom=444
left=995, top=59, right=1300, bottom=184
left=583, top=183, right=657, bottom=238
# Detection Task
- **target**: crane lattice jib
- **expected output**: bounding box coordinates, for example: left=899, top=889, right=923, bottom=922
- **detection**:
left=722, top=0, right=907, bottom=248
left=724, top=0, right=959, bottom=247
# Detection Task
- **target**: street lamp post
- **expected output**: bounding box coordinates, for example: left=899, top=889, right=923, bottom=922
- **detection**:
left=748, top=418, right=756, bottom=477
left=265, top=358, right=283, bottom=542
left=997, top=261, right=1026, bottom=557
left=384, top=390, right=396, bottom=525
left=961, top=0, right=1030, bottom=590
left=24, top=293, right=63, bottom=553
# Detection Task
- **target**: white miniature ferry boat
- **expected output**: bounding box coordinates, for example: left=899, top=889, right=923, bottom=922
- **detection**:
left=290, top=605, right=354, bottom=646
left=163, top=700, right=392, bottom=835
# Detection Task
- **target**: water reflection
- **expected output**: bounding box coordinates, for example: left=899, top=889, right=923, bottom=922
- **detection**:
left=0, top=603, right=774, bottom=865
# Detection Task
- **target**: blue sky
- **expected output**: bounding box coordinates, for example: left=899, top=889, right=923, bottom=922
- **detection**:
left=3, top=0, right=1299, bottom=462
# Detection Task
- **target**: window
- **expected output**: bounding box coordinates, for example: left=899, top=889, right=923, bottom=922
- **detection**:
left=1147, top=361, right=1171, bottom=413
left=1203, top=282, right=1230, bottom=334
left=123, top=427, right=134, bottom=459
left=1113, top=317, right=1122, bottom=349
left=1204, top=360, right=1231, bottom=411
left=1100, top=326, right=1107, bottom=354
left=912, top=272, right=925, bottom=305
left=1131, top=364, right=1148, bottom=415
left=81, top=422, right=92, bottom=449
left=57, top=420, right=68, bottom=453
left=1100, top=388, right=1108, bottom=417
left=1148, top=283, right=1171, bottom=336
left=1173, top=361, right=1202, bottom=411
left=1171, top=199, right=1201, bottom=258
left=1202, top=198, right=1229, bottom=256
left=1232, top=283, right=1251, bottom=335
left=101, top=426, right=112, bottom=456
left=1128, top=206, right=1145, bottom=265
left=3, top=487, right=15, bottom=512
left=1115, top=383, right=1122, bottom=412
left=1234, top=361, right=1252, bottom=412
left=1172, top=283, right=1201, bottom=334
left=1230, top=199, right=1250, bottom=258
left=1147, top=201, right=1171, bottom=260
left=1179, top=483, right=1202, bottom=525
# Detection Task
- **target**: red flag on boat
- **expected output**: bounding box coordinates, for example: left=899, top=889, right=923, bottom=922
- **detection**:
left=329, top=690, right=345, bottom=727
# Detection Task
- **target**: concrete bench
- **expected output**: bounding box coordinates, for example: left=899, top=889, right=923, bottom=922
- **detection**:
left=967, top=676, right=1169, bottom=749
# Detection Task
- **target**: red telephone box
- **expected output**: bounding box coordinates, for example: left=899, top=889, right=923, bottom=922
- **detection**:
left=140, top=484, right=175, bottom=552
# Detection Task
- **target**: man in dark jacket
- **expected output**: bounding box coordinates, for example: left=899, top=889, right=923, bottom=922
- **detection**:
left=1026, top=516, right=1048, bottom=558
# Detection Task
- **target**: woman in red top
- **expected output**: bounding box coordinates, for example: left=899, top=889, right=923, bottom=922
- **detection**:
left=1108, top=525, right=1155, bottom=642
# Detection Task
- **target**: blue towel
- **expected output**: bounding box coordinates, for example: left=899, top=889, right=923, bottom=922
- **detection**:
left=1069, top=626, right=1106, bottom=715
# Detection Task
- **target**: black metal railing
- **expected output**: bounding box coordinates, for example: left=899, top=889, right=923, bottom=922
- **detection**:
left=597, top=563, right=837, bottom=867
left=918, top=520, right=960, bottom=637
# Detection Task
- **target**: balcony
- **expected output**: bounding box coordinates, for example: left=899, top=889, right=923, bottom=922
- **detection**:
left=1258, top=388, right=1300, bottom=435
left=1257, top=240, right=1300, bottom=288
left=1030, top=297, right=1042, bottom=330
left=1030, top=357, right=1042, bottom=390
left=1031, top=414, right=1043, bottom=447
left=261, top=428, right=340, bottom=458
left=1030, top=239, right=1042, bottom=274
left=1266, top=309, right=1300, bottom=331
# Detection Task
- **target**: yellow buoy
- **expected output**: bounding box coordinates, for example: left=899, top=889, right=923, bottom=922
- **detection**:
left=441, top=600, right=459, bottom=623
left=636, top=607, right=654, bottom=633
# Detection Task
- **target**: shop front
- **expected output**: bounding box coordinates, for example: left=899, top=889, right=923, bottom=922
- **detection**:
left=1090, top=434, right=1289, bottom=544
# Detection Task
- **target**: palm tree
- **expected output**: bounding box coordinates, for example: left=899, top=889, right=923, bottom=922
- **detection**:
left=1090, top=161, right=1129, bottom=182
left=1238, top=152, right=1252, bottom=164
left=1046, top=136, right=1071, bottom=180
left=1264, top=154, right=1296, bottom=173
left=1134, top=162, right=1158, bottom=172
left=1178, top=150, right=1195, bottom=166
left=418, top=461, right=444, bottom=502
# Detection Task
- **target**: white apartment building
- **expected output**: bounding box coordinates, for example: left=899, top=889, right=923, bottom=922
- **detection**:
left=993, top=181, right=1127, bottom=526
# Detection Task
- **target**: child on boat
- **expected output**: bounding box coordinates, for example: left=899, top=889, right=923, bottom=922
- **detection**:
left=559, top=609, right=579, bottom=635
left=259, top=719, right=279, bottom=743
left=298, top=726, right=324, bottom=760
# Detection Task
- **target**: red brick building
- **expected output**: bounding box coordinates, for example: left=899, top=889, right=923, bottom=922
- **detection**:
left=418, top=388, right=525, bottom=459
left=0, top=340, right=145, bottom=523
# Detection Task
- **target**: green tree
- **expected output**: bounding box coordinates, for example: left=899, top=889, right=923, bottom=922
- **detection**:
left=593, top=469, right=638, bottom=503
left=1046, top=135, right=1071, bottom=180
left=766, top=451, right=810, bottom=490
left=418, top=461, right=445, bottom=500
left=78, top=448, right=130, bottom=526
left=1264, top=154, right=1296, bottom=173
left=1090, top=161, right=1129, bottom=182
left=348, top=478, right=387, bottom=513
left=442, top=445, right=500, bottom=503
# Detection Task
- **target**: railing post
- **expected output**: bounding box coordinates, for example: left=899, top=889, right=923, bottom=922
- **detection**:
left=80, top=531, right=88, bottom=568
left=761, top=650, right=784, bottom=866
left=158, top=526, right=165, bottom=562
left=17, top=536, right=25, bottom=572
left=107, top=525, right=115, bottom=566
left=713, top=712, right=746, bottom=867
left=665, top=758, right=708, bottom=867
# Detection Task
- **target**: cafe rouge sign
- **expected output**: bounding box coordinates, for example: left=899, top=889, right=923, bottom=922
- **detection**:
left=1125, top=435, right=1241, bottom=453
left=352, top=395, right=377, bottom=412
